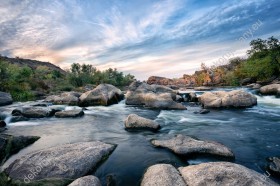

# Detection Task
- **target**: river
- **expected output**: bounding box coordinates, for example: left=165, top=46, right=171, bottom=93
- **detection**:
left=1, top=88, right=279, bottom=185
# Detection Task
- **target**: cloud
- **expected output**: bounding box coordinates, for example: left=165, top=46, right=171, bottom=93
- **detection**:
left=0, top=0, right=279, bottom=80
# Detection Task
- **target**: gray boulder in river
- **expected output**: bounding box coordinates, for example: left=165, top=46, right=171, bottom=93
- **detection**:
left=5, top=141, right=116, bottom=183
left=0, top=91, right=13, bottom=106
left=12, top=106, right=55, bottom=118
left=79, top=84, right=124, bottom=107
left=68, top=175, right=101, bottom=186
left=260, top=84, right=280, bottom=96
left=141, top=164, right=186, bottom=186
left=151, top=134, right=234, bottom=159
left=124, top=114, right=160, bottom=131
left=179, top=162, right=278, bottom=186
left=125, top=81, right=186, bottom=110
left=45, top=92, right=81, bottom=105
left=199, top=90, right=257, bottom=108
left=55, top=109, right=84, bottom=118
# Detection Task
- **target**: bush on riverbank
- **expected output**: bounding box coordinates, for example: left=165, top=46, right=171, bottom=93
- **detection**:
left=0, top=59, right=135, bottom=101
left=197, top=36, right=280, bottom=86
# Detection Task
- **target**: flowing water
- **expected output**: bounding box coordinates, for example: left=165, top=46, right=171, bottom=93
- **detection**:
left=0, top=88, right=280, bottom=185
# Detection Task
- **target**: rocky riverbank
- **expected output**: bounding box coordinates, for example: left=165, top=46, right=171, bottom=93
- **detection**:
left=0, top=81, right=279, bottom=185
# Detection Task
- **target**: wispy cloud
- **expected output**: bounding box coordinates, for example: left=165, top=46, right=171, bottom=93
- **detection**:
left=0, top=0, right=279, bottom=79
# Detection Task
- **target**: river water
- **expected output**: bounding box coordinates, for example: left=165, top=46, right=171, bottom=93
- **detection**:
left=0, top=88, right=280, bottom=185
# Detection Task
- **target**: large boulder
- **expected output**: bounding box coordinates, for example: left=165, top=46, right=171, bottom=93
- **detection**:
left=151, top=135, right=234, bottom=159
left=260, top=84, right=280, bottom=96
left=179, top=162, right=278, bottom=186
left=68, top=175, right=101, bottom=186
left=266, top=157, right=280, bottom=176
left=0, top=134, right=39, bottom=164
left=79, top=84, right=124, bottom=107
left=55, top=109, right=84, bottom=118
left=124, top=114, right=160, bottom=131
left=45, top=92, right=81, bottom=105
left=12, top=106, right=54, bottom=118
left=141, top=164, right=186, bottom=186
left=125, top=82, right=186, bottom=110
left=0, top=92, right=13, bottom=106
left=5, top=141, right=116, bottom=182
left=199, top=90, right=257, bottom=108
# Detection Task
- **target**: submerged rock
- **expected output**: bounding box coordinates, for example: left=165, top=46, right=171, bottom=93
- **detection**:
left=0, top=134, right=39, bottom=164
left=151, top=135, right=234, bottom=159
left=179, top=162, right=278, bottom=186
left=55, top=109, right=84, bottom=118
left=260, top=84, right=280, bottom=96
left=199, top=90, right=257, bottom=108
left=0, top=92, right=13, bottom=106
left=12, top=107, right=54, bottom=118
left=10, top=116, right=29, bottom=123
left=5, top=141, right=116, bottom=182
left=141, top=164, right=186, bottom=186
left=79, top=84, right=124, bottom=107
left=68, top=175, right=101, bottom=186
left=124, top=114, right=160, bottom=131
left=194, top=109, right=210, bottom=114
left=267, top=157, right=280, bottom=176
left=125, top=81, right=186, bottom=110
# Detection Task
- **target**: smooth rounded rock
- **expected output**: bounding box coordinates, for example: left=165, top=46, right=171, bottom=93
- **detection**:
left=11, top=107, right=54, bottom=118
left=179, top=162, right=278, bottom=186
left=199, top=90, right=257, bottom=108
left=55, top=110, right=84, bottom=118
left=124, top=114, right=160, bottom=131
left=79, top=84, right=124, bottom=107
left=141, top=164, right=186, bottom=186
left=5, top=141, right=116, bottom=181
left=68, top=175, right=101, bottom=186
left=151, top=134, right=234, bottom=159
left=260, top=84, right=280, bottom=96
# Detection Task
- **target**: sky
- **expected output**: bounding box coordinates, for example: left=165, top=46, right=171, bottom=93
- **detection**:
left=0, top=0, right=280, bottom=80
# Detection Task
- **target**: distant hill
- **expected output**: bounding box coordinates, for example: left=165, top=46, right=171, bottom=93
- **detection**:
left=0, top=56, right=66, bottom=75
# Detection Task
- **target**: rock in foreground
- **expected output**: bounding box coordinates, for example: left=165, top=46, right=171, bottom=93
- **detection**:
left=5, top=141, right=116, bottom=181
left=179, top=162, right=278, bottom=186
left=124, top=114, right=160, bottom=131
left=68, top=175, right=101, bottom=186
left=55, top=109, right=84, bottom=118
left=199, top=90, right=257, bottom=108
left=151, top=134, right=234, bottom=159
left=0, top=92, right=13, bottom=106
left=141, top=164, right=186, bottom=186
left=125, top=81, right=186, bottom=110
left=79, top=84, right=124, bottom=107
left=267, top=157, right=280, bottom=176
left=260, top=84, right=280, bottom=96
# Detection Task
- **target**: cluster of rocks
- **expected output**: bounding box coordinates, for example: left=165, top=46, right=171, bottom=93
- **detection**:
left=125, top=81, right=186, bottom=110
left=10, top=106, right=84, bottom=121
left=141, top=162, right=278, bottom=186
left=199, top=90, right=257, bottom=108
left=45, top=84, right=124, bottom=107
